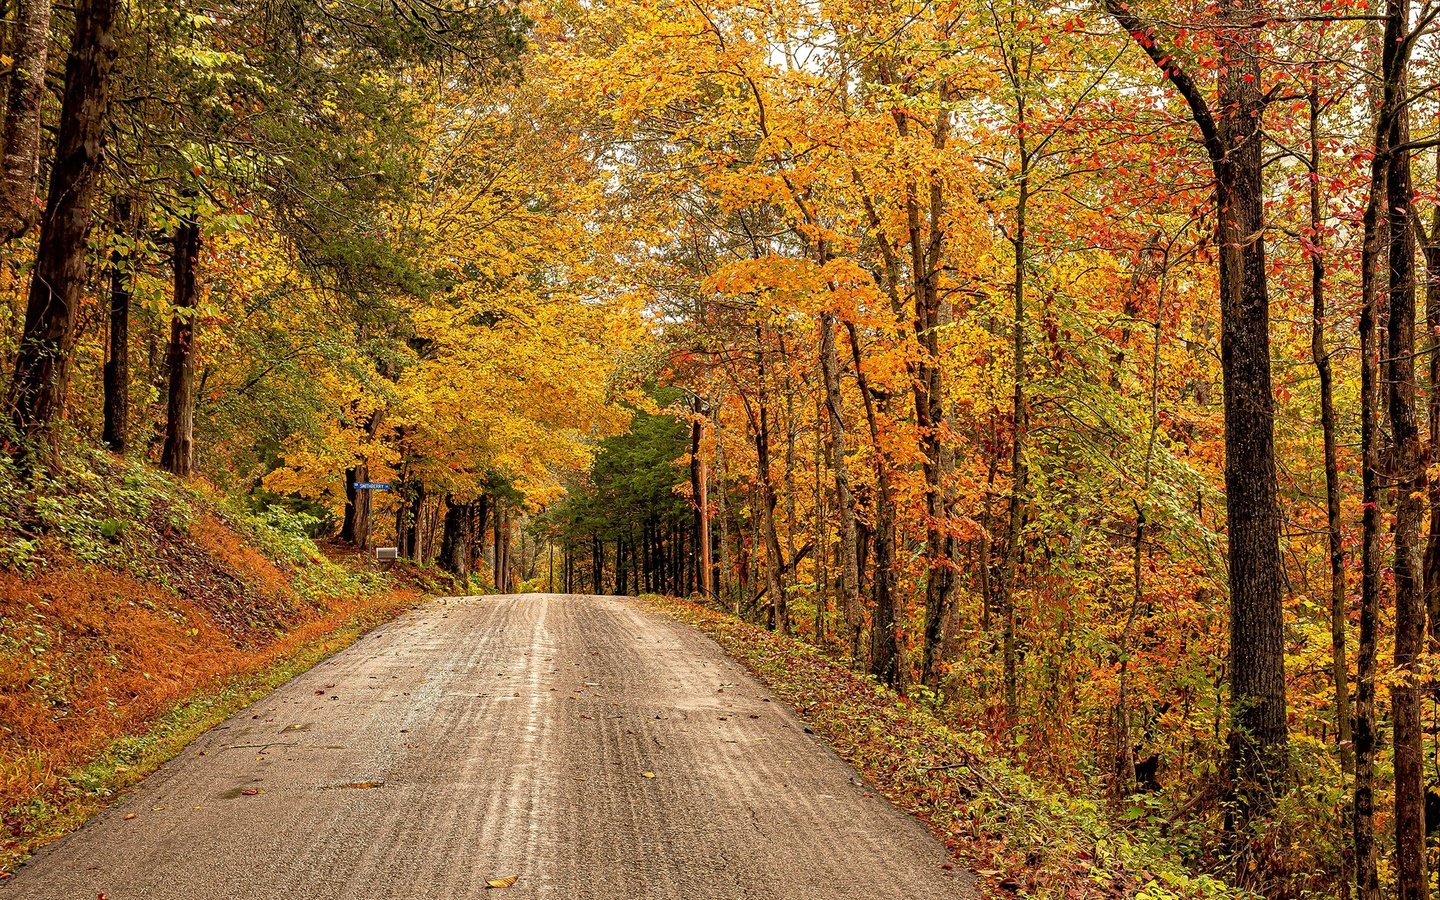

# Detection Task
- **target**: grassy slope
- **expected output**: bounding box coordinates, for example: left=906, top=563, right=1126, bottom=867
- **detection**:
left=640, top=594, right=1245, bottom=900
left=0, top=448, right=430, bottom=874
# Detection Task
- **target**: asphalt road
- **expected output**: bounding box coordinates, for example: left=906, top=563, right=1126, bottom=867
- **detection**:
left=3, top=594, right=973, bottom=899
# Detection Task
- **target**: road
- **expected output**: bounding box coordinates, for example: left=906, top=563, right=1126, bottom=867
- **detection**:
left=3, top=594, right=973, bottom=899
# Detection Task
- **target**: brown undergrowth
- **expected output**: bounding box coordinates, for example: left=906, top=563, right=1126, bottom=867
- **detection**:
left=0, top=449, right=423, bottom=874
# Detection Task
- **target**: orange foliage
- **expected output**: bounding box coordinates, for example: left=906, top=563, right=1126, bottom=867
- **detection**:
left=0, top=515, right=415, bottom=846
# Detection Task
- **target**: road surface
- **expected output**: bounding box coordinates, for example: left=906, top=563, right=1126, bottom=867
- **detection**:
left=3, top=594, right=973, bottom=899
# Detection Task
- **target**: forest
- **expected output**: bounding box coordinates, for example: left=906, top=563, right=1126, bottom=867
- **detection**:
left=0, top=0, right=1437, bottom=895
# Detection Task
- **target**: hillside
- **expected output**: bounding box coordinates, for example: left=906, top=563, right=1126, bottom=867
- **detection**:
left=0, top=448, right=426, bottom=873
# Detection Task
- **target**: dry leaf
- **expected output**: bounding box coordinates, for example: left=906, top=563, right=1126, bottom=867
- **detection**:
left=486, top=875, right=519, bottom=889
left=642, top=771, right=655, bottom=779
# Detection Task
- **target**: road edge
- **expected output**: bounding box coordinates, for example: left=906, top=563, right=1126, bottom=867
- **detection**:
left=635, top=593, right=1241, bottom=900
left=1, top=590, right=425, bottom=877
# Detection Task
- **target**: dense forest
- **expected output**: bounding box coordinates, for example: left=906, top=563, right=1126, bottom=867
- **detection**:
left=4, top=0, right=1440, bottom=895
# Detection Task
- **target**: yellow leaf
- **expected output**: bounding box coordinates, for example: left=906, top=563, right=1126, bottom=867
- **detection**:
left=642, top=771, right=655, bottom=779
left=486, top=875, right=519, bottom=889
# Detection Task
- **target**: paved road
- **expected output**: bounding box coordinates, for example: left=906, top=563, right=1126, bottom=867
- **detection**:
left=4, top=594, right=972, bottom=899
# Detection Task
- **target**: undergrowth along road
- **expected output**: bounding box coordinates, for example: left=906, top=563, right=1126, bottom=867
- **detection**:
left=639, top=594, right=1244, bottom=900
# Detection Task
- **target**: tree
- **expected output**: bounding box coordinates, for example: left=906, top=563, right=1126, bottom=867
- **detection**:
left=102, top=197, right=134, bottom=453
left=161, top=209, right=200, bottom=476
left=7, top=0, right=120, bottom=456
left=1103, top=0, right=1288, bottom=827
left=0, top=0, right=52, bottom=243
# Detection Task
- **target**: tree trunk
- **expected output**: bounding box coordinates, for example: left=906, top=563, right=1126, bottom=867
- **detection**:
left=102, top=196, right=132, bottom=453
left=847, top=322, right=898, bottom=686
left=1384, top=9, right=1427, bottom=893
left=404, top=482, right=427, bottom=559
left=6, top=0, right=119, bottom=455
left=689, top=399, right=708, bottom=596
left=700, top=450, right=712, bottom=598
left=1306, top=77, right=1351, bottom=782
left=439, top=495, right=470, bottom=580
left=339, top=409, right=383, bottom=547
left=1302, top=72, right=1353, bottom=898
left=616, top=536, right=626, bottom=595
left=1353, top=45, right=1390, bottom=900
left=907, top=167, right=955, bottom=692
left=755, top=331, right=788, bottom=632
left=471, top=497, right=489, bottom=575
left=1423, top=155, right=1440, bottom=679
left=341, top=465, right=367, bottom=545
left=593, top=532, right=604, bottom=595
left=495, top=503, right=509, bottom=591
left=1000, top=141, right=1029, bottom=720
left=820, top=312, right=862, bottom=659
left=715, top=407, right=734, bottom=610
left=1106, top=0, right=1288, bottom=829
left=1214, top=2, right=1288, bottom=821
left=0, top=0, right=52, bottom=243
left=161, top=213, right=200, bottom=476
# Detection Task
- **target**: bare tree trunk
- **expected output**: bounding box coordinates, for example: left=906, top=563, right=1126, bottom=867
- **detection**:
left=6, top=0, right=118, bottom=455
left=102, top=196, right=132, bottom=453
left=161, top=212, right=200, bottom=476
left=0, top=0, right=51, bottom=242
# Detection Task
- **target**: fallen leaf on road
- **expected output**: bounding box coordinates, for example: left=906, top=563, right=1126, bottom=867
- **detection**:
left=124, top=813, right=136, bottom=820
left=343, top=782, right=383, bottom=790
left=486, top=875, right=519, bottom=889
left=642, top=771, right=655, bottom=779
left=240, top=788, right=261, bottom=796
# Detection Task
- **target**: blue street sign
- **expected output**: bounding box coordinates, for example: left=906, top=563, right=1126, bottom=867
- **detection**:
left=353, top=482, right=392, bottom=491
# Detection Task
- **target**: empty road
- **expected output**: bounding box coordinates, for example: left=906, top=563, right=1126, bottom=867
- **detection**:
left=3, top=594, right=972, bottom=899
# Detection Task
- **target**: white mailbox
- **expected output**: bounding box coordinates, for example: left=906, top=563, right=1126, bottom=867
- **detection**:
left=375, top=546, right=399, bottom=561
